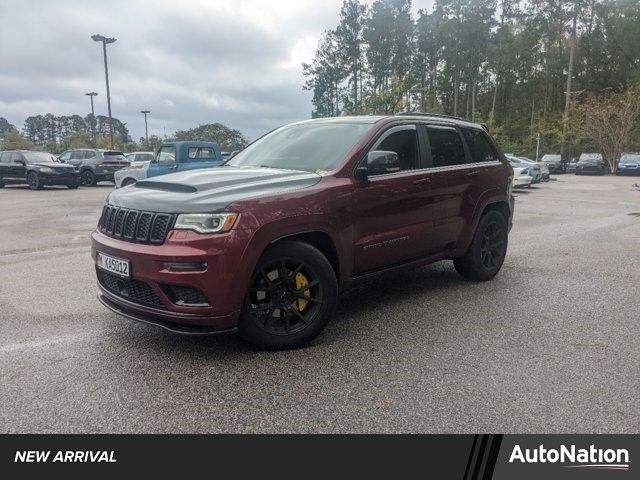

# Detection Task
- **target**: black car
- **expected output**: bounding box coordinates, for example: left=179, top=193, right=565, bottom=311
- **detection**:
left=616, top=153, right=640, bottom=176
left=57, top=148, right=130, bottom=186
left=540, top=154, right=565, bottom=174
left=575, top=153, right=605, bottom=175
left=566, top=157, right=579, bottom=173
left=0, top=150, right=79, bottom=190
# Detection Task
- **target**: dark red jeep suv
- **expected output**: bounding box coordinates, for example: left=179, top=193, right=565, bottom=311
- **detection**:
left=92, top=114, right=514, bottom=349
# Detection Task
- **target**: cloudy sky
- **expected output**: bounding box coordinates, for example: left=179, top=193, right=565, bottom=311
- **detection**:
left=0, top=0, right=434, bottom=142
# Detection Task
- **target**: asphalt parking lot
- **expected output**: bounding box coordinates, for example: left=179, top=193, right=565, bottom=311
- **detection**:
left=0, top=176, right=639, bottom=433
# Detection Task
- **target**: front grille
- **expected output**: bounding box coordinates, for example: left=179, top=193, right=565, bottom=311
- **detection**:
left=162, top=285, right=209, bottom=307
left=97, top=270, right=165, bottom=309
left=99, top=205, right=175, bottom=244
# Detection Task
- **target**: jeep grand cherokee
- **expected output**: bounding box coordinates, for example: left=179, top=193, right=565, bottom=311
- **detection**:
left=92, top=114, right=514, bottom=349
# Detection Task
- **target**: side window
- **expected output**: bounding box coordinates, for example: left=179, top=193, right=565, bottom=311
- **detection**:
left=370, top=126, right=419, bottom=174
left=187, top=147, right=215, bottom=160
left=157, top=146, right=176, bottom=164
left=83, top=150, right=97, bottom=159
left=12, top=153, right=25, bottom=163
left=70, top=150, right=85, bottom=160
left=0, top=152, right=9, bottom=163
left=426, top=126, right=466, bottom=167
left=462, top=128, right=499, bottom=163
left=58, top=151, right=71, bottom=162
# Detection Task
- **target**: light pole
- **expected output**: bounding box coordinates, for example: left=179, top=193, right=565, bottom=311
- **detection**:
left=91, top=34, right=116, bottom=148
left=140, top=110, right=150, bottom=148
left=85, top=92, right=98, bottom=140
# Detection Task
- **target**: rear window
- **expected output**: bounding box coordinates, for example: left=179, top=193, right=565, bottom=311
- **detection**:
left=462, top=128, right=499, bottom=163
left=104, top=151, right=127, bottom=161
left=541, top=155, right=561, bottom=162
left=188, top=147, right=216, bottom=160
left=427, top=126, right=467, bottom=167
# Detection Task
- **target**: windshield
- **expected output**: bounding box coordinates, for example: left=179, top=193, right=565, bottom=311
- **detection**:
left=23, top=152, right=57, bottom=164
left=227, top=122, right=372, bottom=172
left=619, top=154, right=640, bottom=163
left=541, top=155, right=561, bottom=162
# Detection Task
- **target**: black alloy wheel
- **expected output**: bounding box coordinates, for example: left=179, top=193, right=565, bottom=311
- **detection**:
left=246, top=259, right=322, bottom=336
left=479, top=221, right=505, bottom=270
left=81, top=170, right=96, bottom=186
left=454, top=210, right=508, bottom=281
left=27, top=171, right=43, bottom=190
left=239, top=241, right=338, bottom=350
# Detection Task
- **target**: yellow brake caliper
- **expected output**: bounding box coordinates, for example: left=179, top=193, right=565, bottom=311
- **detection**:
left=295, top=272, right=310, bottom=312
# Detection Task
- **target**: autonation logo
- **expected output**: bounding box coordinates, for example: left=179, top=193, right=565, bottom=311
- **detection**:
left=509, top=444, right=630, bottom=471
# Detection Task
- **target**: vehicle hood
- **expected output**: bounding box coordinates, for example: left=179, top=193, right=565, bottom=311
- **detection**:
left=107, top=166, right=322, bottom=213
left=578, top=160, right=603, bottom=166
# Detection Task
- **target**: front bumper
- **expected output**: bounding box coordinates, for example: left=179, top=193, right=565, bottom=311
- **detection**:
left=513, top=176, right=532, bottom=187
left=617, top=166, right=640, bottom=175
left=91, top=227, right=256, bottom=332
left=39, top=171, right=79, bottom=185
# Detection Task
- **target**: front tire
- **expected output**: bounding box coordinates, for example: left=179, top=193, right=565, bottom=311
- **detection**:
left=27, top=171, right=43, bottom=190
left=454, top=210, right=508, bottom=281
left=121, top=177, right=136, bottom=187
left=81, top=170, right=97, bottom=186
left=238, top=241, right=338, bottom=350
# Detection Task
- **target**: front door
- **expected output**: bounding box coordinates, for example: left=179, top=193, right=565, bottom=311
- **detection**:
left=147, top=145, right=177, bottom=178
left=350, top=124, right=436, bottom=274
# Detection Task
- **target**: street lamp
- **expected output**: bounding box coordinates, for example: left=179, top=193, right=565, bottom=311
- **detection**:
left=85, top=92, right=98, bottom=140
left=91, top=34, right=116, bottom=148
left=140, top=110, right=150, bottom=148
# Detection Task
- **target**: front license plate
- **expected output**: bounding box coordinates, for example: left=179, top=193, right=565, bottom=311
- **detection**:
left=97, top=252, right=130, bottom=278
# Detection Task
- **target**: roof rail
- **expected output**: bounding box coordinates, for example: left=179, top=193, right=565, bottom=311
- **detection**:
left=396, top=111, right=472, bottom=122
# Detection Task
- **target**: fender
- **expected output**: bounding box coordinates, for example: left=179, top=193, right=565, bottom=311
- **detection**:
left=457, top=189, right=513, bottom=252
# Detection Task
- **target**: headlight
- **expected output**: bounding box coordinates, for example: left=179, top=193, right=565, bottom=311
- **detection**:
left=174, top=213, right=238, bottom=234
left=38, top=167, right=54, bottom=174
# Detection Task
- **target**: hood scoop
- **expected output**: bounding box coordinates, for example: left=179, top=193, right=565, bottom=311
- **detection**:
left=135, top=181, right=197, bottom=193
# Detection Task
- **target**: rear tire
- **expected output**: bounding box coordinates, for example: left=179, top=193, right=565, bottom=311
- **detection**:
left=454, top=210, right=508, bottom=281
left=238, top=241, right=338, bottom=350
left=27, top=171, right=43, bottom=190
left=81, top=170, right=97, bottom=186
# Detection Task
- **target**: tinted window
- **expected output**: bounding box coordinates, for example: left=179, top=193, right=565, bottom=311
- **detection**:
left=188, top=147, right=215, bottom=160
left=427, top=126, right=466, bottom=167
left=84, top=150, right=97, bottom=159
left=157, top=146, right=176, bottom=163
left=70, top=150, right=85, bottom=160
left=0, top=152, right=10, bottom=163
left=373, top=127, right=419, bottom=172
left=462, top=128, right=499, bottom=162
left=137, top=153, right=154, bottom=162
left=58, top=151, right=71, bottom=161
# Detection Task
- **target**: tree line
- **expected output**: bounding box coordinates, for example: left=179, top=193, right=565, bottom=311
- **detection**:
left=0, top=115, right=249, bottom=154
left=303, top=0, right=640, bottom=157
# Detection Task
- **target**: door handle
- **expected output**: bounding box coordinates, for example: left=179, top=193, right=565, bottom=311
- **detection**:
left=412, top=177, right=431, bottom=185
left=466, top=170, right=480, bottom=177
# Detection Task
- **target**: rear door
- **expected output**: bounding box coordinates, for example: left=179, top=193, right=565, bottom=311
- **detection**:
left=178, top=146, right=221, bottom=172
left=67, top=150, right=86, bottom=168
left=416, top=124, right=475, bottom=253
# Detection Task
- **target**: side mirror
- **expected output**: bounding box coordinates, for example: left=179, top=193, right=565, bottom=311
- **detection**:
left=356, top=150, right=400, bottom=180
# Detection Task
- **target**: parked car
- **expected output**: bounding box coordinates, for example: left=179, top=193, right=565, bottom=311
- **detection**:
left=616, top=152, right=640, bottom=176
left=125, top=151, right=154, bottom=163
left=57, top=148, right=130, bottom=186
left=566, top=157, right=579, bottom=174
left=506, top=155, right=540, bottom=184
left=0, top=150, right=79, bottom=190
left=511, top=166, right=533, bottom=188
left=92, top=114, right=514, bottom=349
left=575, top=153, right=605, bottom=175
left=540, top=154, right=565, bottom=174
left=114, top=160, right=151, bottom=188
left=114, top=141, right=224, bottom=188
left=525, top=157, right=550, bottom=181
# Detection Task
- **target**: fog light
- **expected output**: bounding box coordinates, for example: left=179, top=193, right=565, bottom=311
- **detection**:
left=163, top=261, right=208, bottom=272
